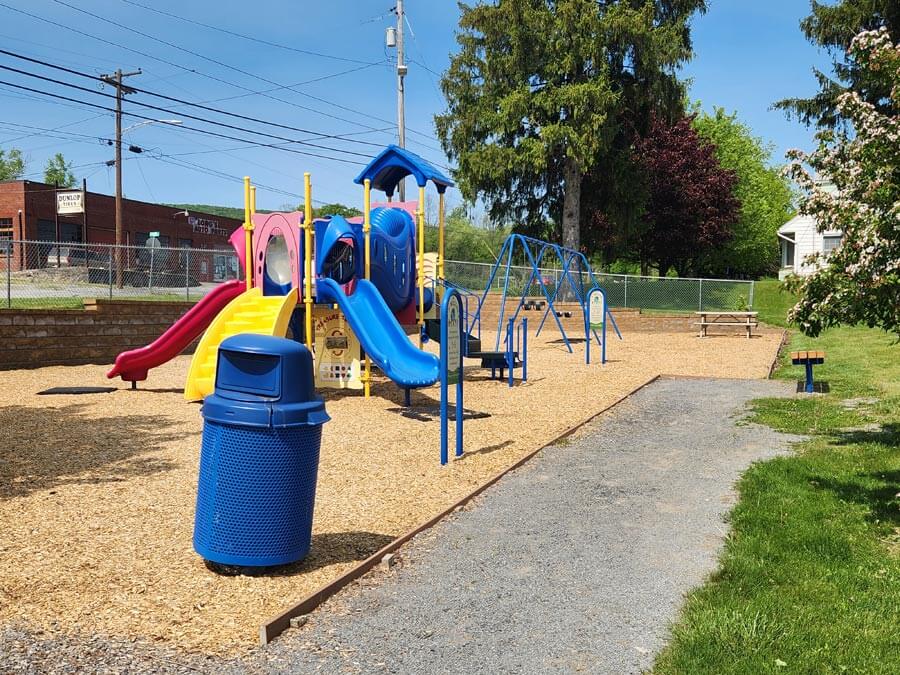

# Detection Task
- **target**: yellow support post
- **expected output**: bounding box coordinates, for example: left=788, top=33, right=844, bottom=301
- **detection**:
left=243, top=176, right=253, bottom=292
left=362, top=179, right=372, bottom=398
left=438, top=190, right=446, bottom=281
left=417, top=185, right=426, bottom=345
left=303, top=173, right=313, bottom=352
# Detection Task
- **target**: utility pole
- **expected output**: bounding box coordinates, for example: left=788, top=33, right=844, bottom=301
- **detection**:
left=396, top=0, right=407, bottom=201
left=101, top=68, right=141, bottom=288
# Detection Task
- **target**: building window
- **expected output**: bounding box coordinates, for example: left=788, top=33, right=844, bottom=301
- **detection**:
left=0, top=218, right=11, bottom=252
left=823, top=234, right=843, bottom=255
left=781, top=233, right=795, bottom=268
left=134, top=231, right=149, bottom=248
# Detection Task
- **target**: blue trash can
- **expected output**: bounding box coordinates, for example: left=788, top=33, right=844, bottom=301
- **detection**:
left=193, top=334, right=329, bottom=568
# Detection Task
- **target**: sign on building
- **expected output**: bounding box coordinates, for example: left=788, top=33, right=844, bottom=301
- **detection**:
left=188, top=216, right=227, bottom=236
left=56, top=190, right=84, bottom=214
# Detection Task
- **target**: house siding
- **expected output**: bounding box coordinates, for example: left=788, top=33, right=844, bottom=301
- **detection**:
left=778, top=213, right=842, bottom=278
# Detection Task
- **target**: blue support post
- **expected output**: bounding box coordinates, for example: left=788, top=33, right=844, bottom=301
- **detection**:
left=601, top=310, right=606, bottom=364
left=456, top=353, right=463, bottom=458
left=440, top=289, right=464, bottom=464
left=522, top=317, right=528, bottom=381
left=494, top=240, right=516, bottom=351
left=805, top=360, right=814, bottom=393
left=507, top=318, right=514, bottom=388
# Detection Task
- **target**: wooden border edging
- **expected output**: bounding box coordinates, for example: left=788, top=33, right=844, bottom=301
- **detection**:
left=768, top=329, right=789, bottom=379
left=259, top=374, right=662, bottom=645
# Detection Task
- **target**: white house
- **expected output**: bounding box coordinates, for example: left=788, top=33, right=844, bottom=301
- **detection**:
left=777, top=183, right=843, bottom=280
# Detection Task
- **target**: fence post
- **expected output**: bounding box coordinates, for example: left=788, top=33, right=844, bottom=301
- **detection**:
left=6, top=241, right=11, bottom=308
left=623, top=275, right=628, bottom=308
left=185, top=248, right=190, bottom=301
left=698, top=278, right=703, bottom=312
left=108, top=245, right=113, bottom=300
left=748, top=280, right=754, bottom=309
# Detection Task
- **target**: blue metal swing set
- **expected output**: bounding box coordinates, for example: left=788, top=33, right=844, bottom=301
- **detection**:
left=468, top=234, right=622, bottom=364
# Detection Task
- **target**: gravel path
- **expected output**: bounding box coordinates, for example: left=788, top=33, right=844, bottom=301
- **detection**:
left=1, top=377, right=798, bottom=674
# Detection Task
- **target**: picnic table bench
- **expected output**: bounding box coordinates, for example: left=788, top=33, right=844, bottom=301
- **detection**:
left=791, top=350, right=826, bottom=393
left=694, top=311, right=758, bottom=338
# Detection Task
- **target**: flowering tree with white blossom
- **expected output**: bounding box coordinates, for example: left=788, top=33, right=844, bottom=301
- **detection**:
left=785, top=27, right=900, bottom=338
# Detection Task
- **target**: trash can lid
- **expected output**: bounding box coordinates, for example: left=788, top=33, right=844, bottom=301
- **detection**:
left=215, top=334, right=317, bottom=405
left=203, top=392, right=330, bottom=428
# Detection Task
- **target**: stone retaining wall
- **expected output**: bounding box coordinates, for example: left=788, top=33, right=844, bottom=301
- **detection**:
left=0, top=294, right=700, bottom=371
left=0, top=299, right=197, bottom=370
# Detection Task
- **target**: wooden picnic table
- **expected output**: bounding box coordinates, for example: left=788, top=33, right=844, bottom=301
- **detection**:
left=694, top=311, right=758, bottom=338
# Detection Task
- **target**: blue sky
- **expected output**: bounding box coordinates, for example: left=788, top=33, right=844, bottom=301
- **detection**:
left=0, top=1, right=833, bottom=213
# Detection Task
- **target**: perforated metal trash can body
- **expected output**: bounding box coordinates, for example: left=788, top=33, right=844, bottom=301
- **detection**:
left=193, top=334, right=329, bottom=567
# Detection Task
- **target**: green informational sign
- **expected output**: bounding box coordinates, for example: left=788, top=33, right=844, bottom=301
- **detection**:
left=447, top=297, right=461, bottom=372
left=589, top=290, right=605, bottom=329
left=149, top=231, right=160, bottom=238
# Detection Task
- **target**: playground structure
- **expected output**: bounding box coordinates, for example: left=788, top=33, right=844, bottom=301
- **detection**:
left=107, top=145, right=454, bottom=402
left=107, top=144, right=621, bottom=417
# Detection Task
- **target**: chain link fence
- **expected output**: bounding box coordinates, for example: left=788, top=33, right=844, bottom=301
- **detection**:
left=0, top=241, right=753, bottom=313
left=444, top=259, right=754, bottom=312
left=0, top=240, right=240, bottom=309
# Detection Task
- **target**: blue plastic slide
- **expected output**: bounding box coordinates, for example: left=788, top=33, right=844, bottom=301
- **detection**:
left=316, top=277, right=439, bottom=388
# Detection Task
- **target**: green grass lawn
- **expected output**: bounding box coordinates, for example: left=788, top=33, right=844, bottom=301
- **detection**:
left=753, top=278, right=798, bottom=327
left=654, top=292, right=899, bottom=673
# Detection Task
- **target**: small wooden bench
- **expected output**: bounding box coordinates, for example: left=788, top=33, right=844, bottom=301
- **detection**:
left=694, top=311, right=758, bottom=338
left=791, top=350, right=825, bottom=393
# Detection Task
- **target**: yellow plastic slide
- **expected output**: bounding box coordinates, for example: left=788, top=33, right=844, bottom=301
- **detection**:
left=184, top=287, right=297, bottom=401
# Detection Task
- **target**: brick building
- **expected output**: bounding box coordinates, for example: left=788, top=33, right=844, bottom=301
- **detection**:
left=0, top=180, right=242, bottom=279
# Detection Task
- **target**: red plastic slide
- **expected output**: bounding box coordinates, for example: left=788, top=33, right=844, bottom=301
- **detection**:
left=107, top=279, right=244, bottom=384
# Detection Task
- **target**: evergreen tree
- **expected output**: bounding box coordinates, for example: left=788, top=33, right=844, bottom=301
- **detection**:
left=774, top=0, right=899, bottom=128
left=437, top=0, right=706, bottom=252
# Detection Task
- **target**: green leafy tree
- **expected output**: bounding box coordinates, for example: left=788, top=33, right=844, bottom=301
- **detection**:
left=314, top=202, right=362, bottom=218
left=692, top=106, right=795, bottom=278
left=785, top=28, right=899, bottom=337
left=424, top=205, right=509, bottom=264
left=43, top=153, right=76, bottom=187
left=437, top=0, right=706, bottom=252
left=775, top=0, right=899, bottom=128
left=0, top=148, right=25, bottom=181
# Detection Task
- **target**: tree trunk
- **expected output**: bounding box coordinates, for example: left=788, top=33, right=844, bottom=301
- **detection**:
left=561, top=155, right=581, bottom=251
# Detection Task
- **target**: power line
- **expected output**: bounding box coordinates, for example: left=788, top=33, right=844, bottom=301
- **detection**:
left=0, top=78, right=367, bottom=166
left=0, top=49, right=388, bottom=150
left=50, top=0, right=443, bottom=146
left=118, top=0, right=384, bottom=66
left=47, top=0, right=418, bottom=138
left=0, top=114, right=108, bottom=144
left=1, top=2, right=451, bottom=166
left=0, top=62, right=375, bottom=159
left=0, top=2, right=392, bottom=136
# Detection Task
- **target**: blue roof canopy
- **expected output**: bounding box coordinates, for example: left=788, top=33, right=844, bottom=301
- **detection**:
left=354, top=144, right=454, bottom=196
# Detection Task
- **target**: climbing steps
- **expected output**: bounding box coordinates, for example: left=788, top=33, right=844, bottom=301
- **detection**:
left=184, top=288, right=297, bottom=400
